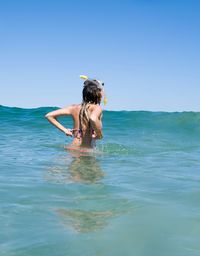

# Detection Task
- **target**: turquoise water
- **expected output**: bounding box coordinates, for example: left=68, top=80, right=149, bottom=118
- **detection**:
left=1, top=105, right=200, bottom=256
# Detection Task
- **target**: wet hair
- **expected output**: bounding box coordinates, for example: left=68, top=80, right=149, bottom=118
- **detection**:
left=82, top=81, right=102, bottom=104
left=79, top=81, right=102, bottom=134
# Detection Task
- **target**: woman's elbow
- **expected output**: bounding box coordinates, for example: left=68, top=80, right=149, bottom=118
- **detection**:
left=45, top=113, right=53, bottom=120
left=96, top=133, right=103, bottom=140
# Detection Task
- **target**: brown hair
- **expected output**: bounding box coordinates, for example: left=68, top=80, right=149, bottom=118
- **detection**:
left=79, top=82, right=102, bottom=133
left=82, top=82, right=102, bottom=104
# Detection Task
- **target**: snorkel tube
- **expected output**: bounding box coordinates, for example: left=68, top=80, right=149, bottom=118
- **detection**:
left=80, top=75, right=108, bottom=105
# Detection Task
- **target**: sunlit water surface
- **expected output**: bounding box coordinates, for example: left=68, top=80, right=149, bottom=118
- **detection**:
left=1, top=106, right=200, bottom=256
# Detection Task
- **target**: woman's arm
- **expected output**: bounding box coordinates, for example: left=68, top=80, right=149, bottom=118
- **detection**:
left=45, top=106, right=73, bottom=136
left=89, top=105, right=103, bottom=139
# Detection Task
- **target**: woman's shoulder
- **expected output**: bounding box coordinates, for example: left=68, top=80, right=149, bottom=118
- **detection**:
left=63, top=104, right=81, bottom=112
left=90, top=104, right=102, bottom=112
left=88, top=104, right=102, bottom=118
left=65, top=103, right=81, bottom=108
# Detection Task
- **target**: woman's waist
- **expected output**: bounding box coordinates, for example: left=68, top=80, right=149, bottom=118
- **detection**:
left=70, top=137, right=94, bottom=148
left=71, top=133, right=93, bottom=146
left=72, top=128, right=94, bottom=138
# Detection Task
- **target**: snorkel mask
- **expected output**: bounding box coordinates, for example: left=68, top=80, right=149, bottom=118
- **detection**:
left=80, top=75, right=108, bottom=105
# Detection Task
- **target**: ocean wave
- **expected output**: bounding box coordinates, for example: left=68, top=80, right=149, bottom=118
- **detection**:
left=1, top=105, right=200, bottom=136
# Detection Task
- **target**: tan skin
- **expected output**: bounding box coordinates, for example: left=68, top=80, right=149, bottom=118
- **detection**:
left=45, top=103, right=103, bottom=149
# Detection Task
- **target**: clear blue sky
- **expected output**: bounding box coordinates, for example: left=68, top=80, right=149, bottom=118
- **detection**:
left=0, top=0, right=200, bottom=111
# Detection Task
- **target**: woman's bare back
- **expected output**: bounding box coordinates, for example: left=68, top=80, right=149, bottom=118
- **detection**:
left=69, top=103, right=102, bottom=148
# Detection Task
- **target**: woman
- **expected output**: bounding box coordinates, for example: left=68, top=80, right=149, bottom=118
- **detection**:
left=45, top=78, right=104, bottom=150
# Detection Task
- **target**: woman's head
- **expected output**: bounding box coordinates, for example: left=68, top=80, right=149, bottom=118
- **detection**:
left=80, top=79, right=104, bottom=134
left=82, top=79, right=104, bottom=104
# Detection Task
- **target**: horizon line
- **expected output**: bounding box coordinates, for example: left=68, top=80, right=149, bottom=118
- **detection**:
left=1, top=104, right=199, bottom=113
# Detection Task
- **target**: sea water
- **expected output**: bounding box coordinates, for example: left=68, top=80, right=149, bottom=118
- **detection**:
left=0, top=105, right=200, bottom=256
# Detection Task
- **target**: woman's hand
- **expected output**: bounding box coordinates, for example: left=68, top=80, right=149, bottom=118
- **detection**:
left=64, top=129, right=73, bottom=137
left=92, top=130, right=97, bottom=139
left=92, top=130, right=103, bottom=140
